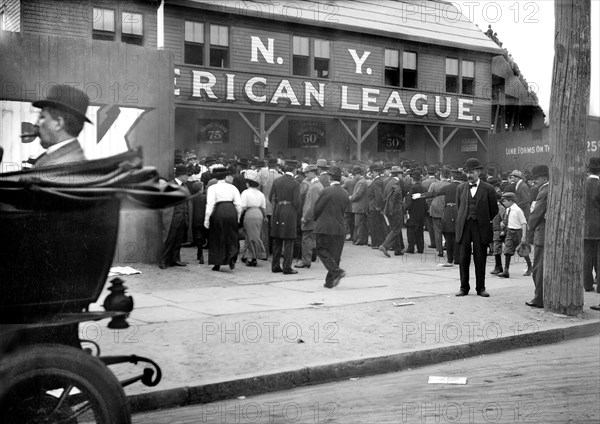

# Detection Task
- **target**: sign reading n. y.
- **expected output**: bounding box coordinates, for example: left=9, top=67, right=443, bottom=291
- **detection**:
left=175, top=32, right=491, bottom=128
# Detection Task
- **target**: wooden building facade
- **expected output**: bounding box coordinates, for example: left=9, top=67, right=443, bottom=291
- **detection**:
left=163, top=0, right=504, bottom=166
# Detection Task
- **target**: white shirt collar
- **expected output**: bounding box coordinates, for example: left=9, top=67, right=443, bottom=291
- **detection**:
left=46, top=138, right=76, bottom=155
left=589, top=175, right=599, bottom=180
left=285, top=172, right=294, bottom=177
left=330, top=181, right=341, bottom=185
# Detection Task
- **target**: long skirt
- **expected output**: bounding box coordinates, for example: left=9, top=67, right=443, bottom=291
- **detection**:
left=243, top=207, right=267, bottom=260
left=208, top=202, right=239, bottom=265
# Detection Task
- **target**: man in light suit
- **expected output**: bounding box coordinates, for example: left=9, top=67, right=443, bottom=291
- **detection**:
left=314, top=166, right=350, bottom=288
left=32, top=84, right=92, bottom=167
left=526, top=165, right=549, bottom=308
left=349, top=166, right=369, bottom=245
left=584, top=157, right=600, bottom=293
left=296, top=164, right=324, bottom=268
left=455, top=158, right=498, bottom=297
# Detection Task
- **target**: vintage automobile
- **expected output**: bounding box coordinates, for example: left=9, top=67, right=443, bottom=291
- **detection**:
left=0, top=149, right=189, bottom=423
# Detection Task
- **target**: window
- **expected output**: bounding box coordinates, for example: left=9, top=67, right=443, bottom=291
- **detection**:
left=92, top=7, right=115, bottom=41
left=293, top=36, right=330, bottom=78
left=1, top=9, right=5, bottom=31
left=313, top=39, right=330, bottom=78
left=462, top=60, right=475, bottom=95
left=121, top=12, right=143, bottom=45
left=445, top=58, right=459, bottom=93
left=402, top=52, right=417, bottom=88
left=209, top=24, right=229, bottom=68
left=184, top=21, right=204, bottom=65
left=384, top=49, right=400, bottom=86
left=293, top=36, right=310, bottom=76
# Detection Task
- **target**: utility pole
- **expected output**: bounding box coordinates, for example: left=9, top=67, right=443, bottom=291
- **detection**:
left=544, top=0, right=591, bottom=315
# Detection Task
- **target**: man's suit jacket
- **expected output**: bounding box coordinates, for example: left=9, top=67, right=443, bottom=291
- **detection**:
left=367, top=176, right=385, bottom=211
left=514, top=180, right=531, bottom=218
left=455, top=180, right=499, bottom=245
left=269, top=174, right=300, bottom=239
left=528, top=183, right=548, bottom=246
left=314, top=183, right=350, bottom=236
left=301, top=178, right=324, bottom=231
left=584, top=176, right=600, bottom=239
left=383, top=177, right=405, bottom=217
left=34, top=139, right=86, bottom=167
left=349, top=176, right=369, bottom=214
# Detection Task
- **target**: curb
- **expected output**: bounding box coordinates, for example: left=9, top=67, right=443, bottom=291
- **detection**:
left=128, top=321, right=600, bottom=414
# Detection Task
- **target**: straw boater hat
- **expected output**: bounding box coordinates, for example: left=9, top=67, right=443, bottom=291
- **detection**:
left=33, top=84, right=93, bottom=124
left=244, top=169, right=260, bottom=183
left=316, top=159, right=329, bottom=169
left=390, top=166, right=402, bottom=174
left=305, top=164, right=319, bottom=173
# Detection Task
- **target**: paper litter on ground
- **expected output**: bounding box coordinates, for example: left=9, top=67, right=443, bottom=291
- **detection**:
left=428, top=376, right=468, bottom=385
left=108, top=266, right=142, bottom=276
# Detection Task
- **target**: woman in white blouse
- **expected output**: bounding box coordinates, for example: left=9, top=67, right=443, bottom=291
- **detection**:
left=204, top=167, right=242, bottom=271
left=240, top=170, right=267, bottom=266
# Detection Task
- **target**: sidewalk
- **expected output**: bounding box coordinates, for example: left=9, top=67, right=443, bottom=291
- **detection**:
left=88, top=242, right=600, bottom=413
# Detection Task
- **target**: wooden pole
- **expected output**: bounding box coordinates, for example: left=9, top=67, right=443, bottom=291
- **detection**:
left=544, top=0, right=591, bottom=315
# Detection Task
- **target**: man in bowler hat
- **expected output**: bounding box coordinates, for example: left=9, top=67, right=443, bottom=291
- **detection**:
left=455, top=158, right=498, bottom=297
left=160, top=165, right=190, bottom=269
left=32, top=84, right=92, bottom=167
left=314, top=166, right=350, bottom=288
left=526, top=164, right=549, bottom=308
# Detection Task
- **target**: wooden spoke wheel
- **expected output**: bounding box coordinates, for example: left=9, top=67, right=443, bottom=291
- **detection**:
left=0, top=344, right=130, bottom=424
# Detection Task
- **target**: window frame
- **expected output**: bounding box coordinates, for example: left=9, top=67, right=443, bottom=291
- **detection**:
left=92, top=7, right=116, bottom=41
left=208, top=24, right=230, bottom=68
left=461, top=59, right=475, bottom=96
left=184, top=21, right=205, bottom=66
left=121, top=11, right=144, bottom=46
left=384, top=48, right=418, bottom=89
left=445, top=57, right=459, bottom=94
left=402, top=51, right=418, bottom=89
left=292, top=36, right=331, bottom=79
left=384, top=49, right=400, bottom=87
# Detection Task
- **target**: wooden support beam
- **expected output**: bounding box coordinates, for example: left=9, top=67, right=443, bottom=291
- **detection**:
left=338, top=118, right=358, bottom=143
left=472, top=129, right=488, bottom=151
left=424, top=125, right=441, bottom=148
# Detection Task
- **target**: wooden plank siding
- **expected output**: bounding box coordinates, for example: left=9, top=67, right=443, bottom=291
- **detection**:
left=18, top=0, right=158, bottom=49
left=1, top=0, right=21, bottom=32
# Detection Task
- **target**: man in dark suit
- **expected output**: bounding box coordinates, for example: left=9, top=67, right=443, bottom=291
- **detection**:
left=379, top=166, right=406, bottom=256
left=314, top=166, right=350, bottom=288
left=455, top=158, right=499, bottom=297
left=160, top=165, right=190, bottom=269
left=342, top=170, right=357, bottom=241
left=32, top=84, right=91, bottom=167
left=349, top=167, right=369, bottom=245
left=526, top=165, right=549, bottom=307
left=367, top=163, right=386, bottom=248
left=270, top=161, right=301, bottom=274
left=405, top=170, right=426, bottom=254
left=584, top=157, right=600, bottom=293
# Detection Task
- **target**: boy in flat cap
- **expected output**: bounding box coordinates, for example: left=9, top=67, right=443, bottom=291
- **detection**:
left=496, top=192, right=528, bottom=278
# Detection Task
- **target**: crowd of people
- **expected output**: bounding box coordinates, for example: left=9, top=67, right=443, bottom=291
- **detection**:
left=159, top=150, right=600, bottom=304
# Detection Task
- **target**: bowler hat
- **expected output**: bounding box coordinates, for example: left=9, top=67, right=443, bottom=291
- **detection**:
left=370, top=163, right=384, bottom=172
left=237, top=157, right=249, bottom=167
left=384, top=162, right=394, bottom=170
left=305, top=164, right=319, bottom=173
left=316, top=159, right=329, bottom=168
left=531, top=165, right=549, bottom=179
left=427, top=165, right=437, bottom=174
left=411, top=170, right=422, bottom=180
left=285, top=160, right=301, bottom=169
left=174, top=164, right=188, bottom=176
left=328, top=166, right=342, bottom=178
left=33, top=84, right=92, bottom=124
left=204, top=156, right=216, bottom=164
left=588, top=157, right=600, bottom=173
left=267, top=157, right=279, bottom=166
left=488, top=177, right=502, bottom=187
left=501, top=192, right=517, bottom=201
left=353, top=166, right=364, bottom=175
left=509, top=170, right=523, bottom=179
left=211, top=167, right=231, bottom=179
left=463, top=158, right=483, bottom=172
